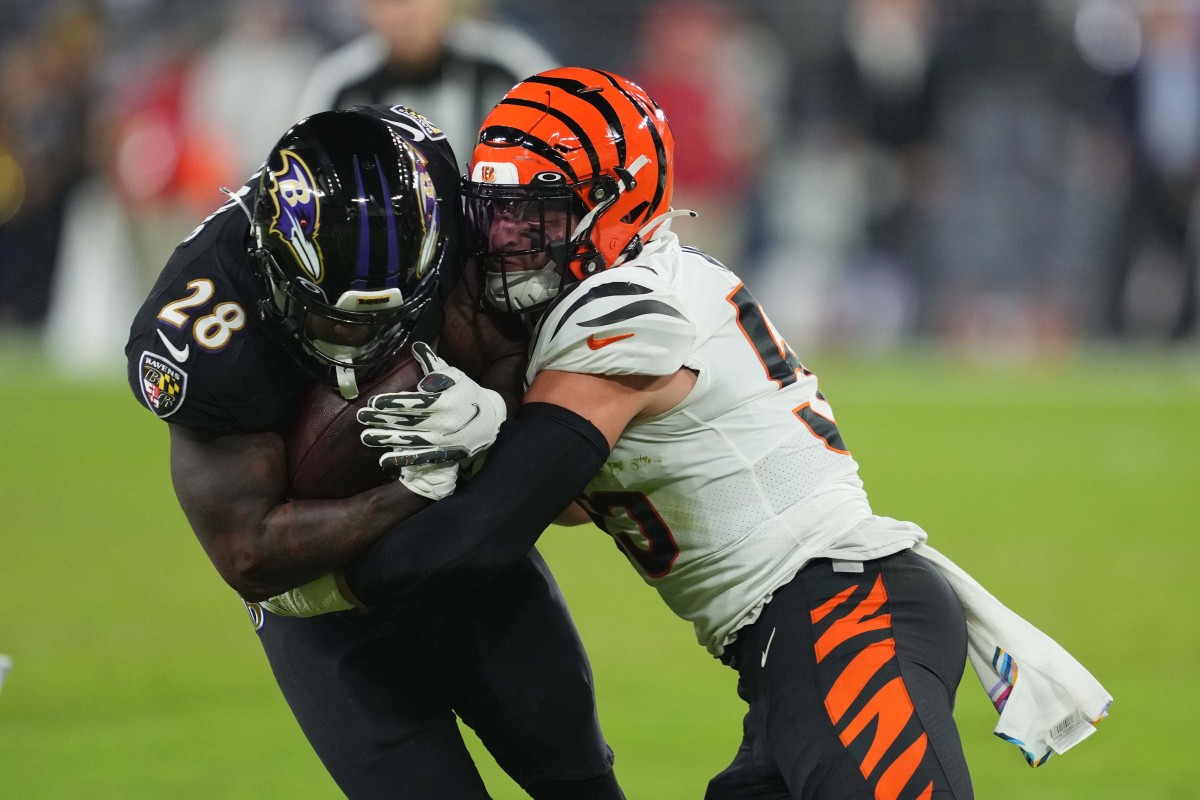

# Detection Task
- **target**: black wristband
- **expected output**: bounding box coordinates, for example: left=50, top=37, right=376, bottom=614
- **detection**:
left=345, top=402, right=609, bottom=608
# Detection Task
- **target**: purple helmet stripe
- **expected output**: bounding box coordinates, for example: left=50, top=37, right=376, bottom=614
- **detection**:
left=376, top=160, right=401, bottom=287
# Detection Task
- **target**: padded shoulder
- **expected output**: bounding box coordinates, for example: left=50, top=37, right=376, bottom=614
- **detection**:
left=125, top=215, right=310, bottom=433
left=528, top=265, right=696, bottom=380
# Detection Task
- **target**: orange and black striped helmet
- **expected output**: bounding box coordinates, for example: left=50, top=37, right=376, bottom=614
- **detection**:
left=463, top=67, right=675, bottom=312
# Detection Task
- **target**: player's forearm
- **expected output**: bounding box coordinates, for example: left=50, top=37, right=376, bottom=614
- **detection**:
left=170, top=425, right=431, bottom=601
left=242, top=482, right=430, bottom=601
left=342, top=403, right=609, bottom=607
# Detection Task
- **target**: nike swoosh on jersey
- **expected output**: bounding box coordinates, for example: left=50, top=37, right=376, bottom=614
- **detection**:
left=761, top=627, right=777, bottom=667
left=586, top=332, right=636, bottom=350
left=157, top=329, right=191, bottom=362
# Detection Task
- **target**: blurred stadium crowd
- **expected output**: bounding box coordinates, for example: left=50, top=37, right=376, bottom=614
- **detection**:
left=1, top=0, right=1198, bottom=375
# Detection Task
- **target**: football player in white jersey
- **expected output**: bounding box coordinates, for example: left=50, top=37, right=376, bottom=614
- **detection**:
left=316, top=68, right=976, bottom=798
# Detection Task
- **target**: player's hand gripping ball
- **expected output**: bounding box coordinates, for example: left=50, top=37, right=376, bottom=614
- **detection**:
left=285, top=352, right=426, bottom=500
left=357, top=342, right=506, bottom=500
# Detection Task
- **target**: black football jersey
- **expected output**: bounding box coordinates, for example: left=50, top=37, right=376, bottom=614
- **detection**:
left=125, top=106, right=461, bottom=434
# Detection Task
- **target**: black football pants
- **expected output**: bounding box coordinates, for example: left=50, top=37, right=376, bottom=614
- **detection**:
left=706, top=550, right=973, bottom=799
left=254, top=549, right=623, bottom=799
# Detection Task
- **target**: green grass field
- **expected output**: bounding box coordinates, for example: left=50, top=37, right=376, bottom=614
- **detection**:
left=2, top=346, right=1197, bottom=798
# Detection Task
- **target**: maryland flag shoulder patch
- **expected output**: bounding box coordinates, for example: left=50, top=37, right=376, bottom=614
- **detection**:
left=139, top=351, right=188, bottom=418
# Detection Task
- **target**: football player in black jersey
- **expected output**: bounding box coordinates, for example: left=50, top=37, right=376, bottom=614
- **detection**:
left=125, top=105, right=623, bottom=799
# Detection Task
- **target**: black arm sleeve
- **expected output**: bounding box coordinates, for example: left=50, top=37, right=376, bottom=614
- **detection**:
left=342, top=402, right=610, bottom=608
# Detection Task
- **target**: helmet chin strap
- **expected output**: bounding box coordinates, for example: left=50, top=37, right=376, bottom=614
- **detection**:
left=335, top=366, right=359, bottom=400
left=320, top=290, right=406, bottom=398
left=636, top=208, right=697, bottom=241
left=609, top=209, right=698, bottom=268
left=307, top=326, right=364, bottom=399
left=312, top=338, right=360, bottom=399
left=222, top=186, right=258, bottom=236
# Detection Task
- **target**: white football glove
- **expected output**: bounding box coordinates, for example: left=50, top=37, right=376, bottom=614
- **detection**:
left=358, top=341, right=506, bottom=472
left=259, top=574, right=355, bottom=618
left=398, top=461, right=460, bottom=501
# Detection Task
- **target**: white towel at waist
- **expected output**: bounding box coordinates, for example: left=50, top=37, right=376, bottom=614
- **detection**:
left=913, top=543, right=1113, bottom=767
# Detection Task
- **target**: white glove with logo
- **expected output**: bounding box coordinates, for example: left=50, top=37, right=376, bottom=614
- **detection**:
left=358, top=341, right=506, bottom=475
left=259, top=574, right=355, bottom=618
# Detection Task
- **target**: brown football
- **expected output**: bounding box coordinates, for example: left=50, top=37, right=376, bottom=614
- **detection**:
left=285, top=354, right=425, bottom=499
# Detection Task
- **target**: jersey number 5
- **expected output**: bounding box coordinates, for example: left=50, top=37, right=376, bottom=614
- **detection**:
left=727, top=283, right=803, bottom=388
left=727, top=283, right=849, bottom=454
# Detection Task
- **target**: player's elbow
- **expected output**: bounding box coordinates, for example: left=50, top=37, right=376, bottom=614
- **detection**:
left=208, top=542, right=279, bottom=601
left=555, top=502, right=592, bottom=526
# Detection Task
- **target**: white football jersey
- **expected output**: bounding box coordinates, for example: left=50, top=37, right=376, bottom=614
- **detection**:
left=527, top=232, right=926, bottom=656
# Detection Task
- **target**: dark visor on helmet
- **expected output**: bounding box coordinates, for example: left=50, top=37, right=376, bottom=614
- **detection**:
left=255, top=246, right=435, bottom=368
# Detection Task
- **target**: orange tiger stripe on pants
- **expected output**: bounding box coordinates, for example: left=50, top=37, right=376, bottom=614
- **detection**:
left=814, top=575, right=934, bottom=800
left=705, top=552, right=970, bottom=800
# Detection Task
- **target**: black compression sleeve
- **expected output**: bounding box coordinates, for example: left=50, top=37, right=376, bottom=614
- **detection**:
left=343, top=402, right=610, bottom=608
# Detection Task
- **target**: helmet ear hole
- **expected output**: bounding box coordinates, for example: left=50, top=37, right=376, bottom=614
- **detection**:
left=621, top=201, right=650, bottom=225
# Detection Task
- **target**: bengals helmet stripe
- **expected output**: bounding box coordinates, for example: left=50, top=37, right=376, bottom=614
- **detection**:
left=477, top=123, right=579, bottom=180
left=494, top=97, right=602, bottom=177
left=536, top=67, right=671, bottom=226
left=480, top=67, right=671, bottom=231
left=464, top=67, right=676, bottom=313
left=525, top=72, right=630, bottom=166
left=595, top=69, right=670, bottom=223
